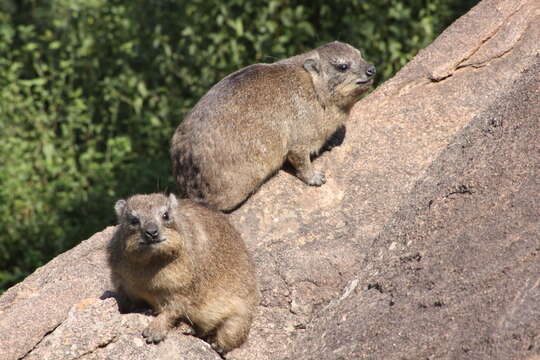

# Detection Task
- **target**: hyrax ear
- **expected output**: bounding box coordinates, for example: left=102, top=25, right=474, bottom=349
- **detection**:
left=303, top=54, right=321, bottom=75
left=114, top=199, right=127, bottom=218
left=303, top=52, right=329, bottom=108
left=167, top=193, right=179, bottom=209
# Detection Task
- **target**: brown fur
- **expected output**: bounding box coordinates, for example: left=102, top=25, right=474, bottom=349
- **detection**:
left=171, top=41, right=375, bottom=211
left=107, top=193, right=259, bottom=354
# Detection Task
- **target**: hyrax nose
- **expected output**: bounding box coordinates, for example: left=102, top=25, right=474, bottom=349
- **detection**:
left=366, top=65, right=376, bottom=77
left=144, top=223, right=160, bottom=240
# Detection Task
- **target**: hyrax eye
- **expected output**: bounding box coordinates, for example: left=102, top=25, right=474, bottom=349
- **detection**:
left=162, top=211, right=170, bottom=221
left=129, top=216, right=140, bottom=226
left=335, top=63, right=349, bottom=72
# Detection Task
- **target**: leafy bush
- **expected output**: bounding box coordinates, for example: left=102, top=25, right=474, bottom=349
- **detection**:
left=0, top=0, right=478, bottom=291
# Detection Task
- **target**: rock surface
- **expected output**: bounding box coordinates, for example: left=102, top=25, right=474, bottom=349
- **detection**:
left=1, top=0, right=538, bottom=359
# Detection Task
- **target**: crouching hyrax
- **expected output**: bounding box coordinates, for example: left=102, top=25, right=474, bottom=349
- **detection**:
left=107, top=193, right=259, bottom=354
left=171, top=41, right=375, bottom=211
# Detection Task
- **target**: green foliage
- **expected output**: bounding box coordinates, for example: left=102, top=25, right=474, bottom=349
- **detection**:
left=0, top=0, right=478, bottom=291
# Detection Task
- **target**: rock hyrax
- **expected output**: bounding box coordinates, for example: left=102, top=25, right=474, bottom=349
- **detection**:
left=171, top=41, right=375, bottom=211
left=107, top=193, right=259, bottom=354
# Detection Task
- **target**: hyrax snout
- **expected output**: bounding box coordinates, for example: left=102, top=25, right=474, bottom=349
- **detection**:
left=171, top=41, right=375, bottom=211
left=107, top=193, right=259, bottom=354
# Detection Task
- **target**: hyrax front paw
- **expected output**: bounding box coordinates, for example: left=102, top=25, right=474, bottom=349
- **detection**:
left=179, top=322, right=196, bottom=335
left=306, top=171, right=326, bottom=186
left=142, top=321, right=169, bottom=344
left=211, top=342, right=226, bottom=355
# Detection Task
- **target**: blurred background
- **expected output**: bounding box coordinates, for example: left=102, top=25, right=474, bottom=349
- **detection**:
left=0, top=0, right=478, bottom=292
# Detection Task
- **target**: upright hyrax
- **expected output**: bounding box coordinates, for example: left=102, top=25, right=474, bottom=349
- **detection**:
left=171, top=41, right=375, bottom=211
left=107, top=193, right=259, bottom=354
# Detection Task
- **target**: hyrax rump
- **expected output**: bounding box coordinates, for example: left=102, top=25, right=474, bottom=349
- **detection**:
left=108, top=193, right=259, bottom=354
left=171, top=41, right=375, bottom=211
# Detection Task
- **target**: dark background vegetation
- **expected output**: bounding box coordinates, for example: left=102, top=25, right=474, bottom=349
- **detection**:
left=0, top=0, right=478, bottom=292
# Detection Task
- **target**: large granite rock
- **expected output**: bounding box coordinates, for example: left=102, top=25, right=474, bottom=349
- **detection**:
left=1, top=0, right=538, bottom=359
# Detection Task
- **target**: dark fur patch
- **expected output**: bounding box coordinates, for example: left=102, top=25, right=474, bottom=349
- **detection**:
left=171, top=141, right=208, bottom=203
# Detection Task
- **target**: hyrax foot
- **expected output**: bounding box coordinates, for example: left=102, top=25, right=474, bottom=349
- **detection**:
left=297, top=169, right=326, bottom=186
left=288, top=152, right=326, bottom=187
left=211, top=342, right=225, bottom=355
left=305, top=170, right=326, bottom=186
left=210, top=314, right=251, bottom=354
left=142, top=318, right=170, bottom=344
left=179, top=323, right=196, bottom=335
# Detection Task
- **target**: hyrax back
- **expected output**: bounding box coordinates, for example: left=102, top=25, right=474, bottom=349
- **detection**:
left=171, top=41, right=375, bottom=211
left=108, top=193, right=259, bottom=354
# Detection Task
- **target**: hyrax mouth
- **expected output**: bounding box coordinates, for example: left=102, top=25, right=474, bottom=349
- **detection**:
left=356, top=78, right=374, bottom=85
left=140, top=236, right=166, bottom=245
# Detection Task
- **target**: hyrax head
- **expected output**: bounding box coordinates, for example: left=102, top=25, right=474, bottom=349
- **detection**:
left=114, top=193, right=182, bottom=260
left=303, top=41, right=375, bottom=108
